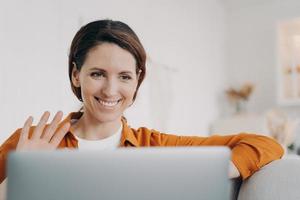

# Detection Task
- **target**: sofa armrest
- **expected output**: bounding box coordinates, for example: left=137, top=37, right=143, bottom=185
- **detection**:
left=238, top=155, right=300, bottom=200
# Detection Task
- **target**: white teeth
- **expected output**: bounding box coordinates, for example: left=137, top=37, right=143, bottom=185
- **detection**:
left=98, top=99, right=119, bottom=107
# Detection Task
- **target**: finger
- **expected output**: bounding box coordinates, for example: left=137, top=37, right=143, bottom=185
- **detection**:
left=32, top=111, right=50, bottom=139
left=19, top=116, right=33, bottom=142
left=50, top=122, right=71, bottom=147
left=42, top=111, right=63, bottom=142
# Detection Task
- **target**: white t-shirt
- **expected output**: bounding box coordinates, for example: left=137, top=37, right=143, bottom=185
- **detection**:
left=73, top=122, right=123, bottom=150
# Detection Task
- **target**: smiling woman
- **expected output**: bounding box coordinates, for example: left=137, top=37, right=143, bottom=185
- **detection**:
left=68, top=20, right=146, bottom=141
left=0, top=19, right=284, bottom=184
left=71, top=43, right=139, bottom=140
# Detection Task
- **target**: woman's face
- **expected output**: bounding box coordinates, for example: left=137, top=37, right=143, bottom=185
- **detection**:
left=72, top=43, right=138, bottom=123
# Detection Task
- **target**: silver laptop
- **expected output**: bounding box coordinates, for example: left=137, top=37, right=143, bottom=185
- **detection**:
left=7, top=147, right=232, bottom=200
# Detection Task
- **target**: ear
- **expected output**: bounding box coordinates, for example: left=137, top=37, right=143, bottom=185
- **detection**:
left=71, top=62, right=81, bottom=87
left=136, top=69, right=142, bottom=81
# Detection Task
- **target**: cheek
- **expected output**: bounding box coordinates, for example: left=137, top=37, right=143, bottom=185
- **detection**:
left=80, top=79, right=99, bottom=96
left=123, top=83, right=138, bottom=99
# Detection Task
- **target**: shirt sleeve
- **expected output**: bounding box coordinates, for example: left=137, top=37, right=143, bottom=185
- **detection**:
left=149, top=131, right=284, bottom=180
left=0, top=129, right=21, bottom=183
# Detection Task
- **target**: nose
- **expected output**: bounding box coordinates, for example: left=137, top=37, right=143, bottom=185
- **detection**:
left=101, top=78, right=119, bottom=97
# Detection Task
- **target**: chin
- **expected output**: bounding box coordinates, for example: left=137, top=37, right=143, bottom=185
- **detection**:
left=92, top=112, right=122, bottom=124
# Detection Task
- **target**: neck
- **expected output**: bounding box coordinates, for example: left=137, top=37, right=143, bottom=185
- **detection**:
left=72, top=111, right=122, bottom=140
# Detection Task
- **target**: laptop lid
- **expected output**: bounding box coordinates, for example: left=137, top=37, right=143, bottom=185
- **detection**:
left=7, top=147, right=232, bottom=200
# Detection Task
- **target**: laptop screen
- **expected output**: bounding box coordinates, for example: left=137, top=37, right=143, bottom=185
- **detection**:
left=7, top=147, right=232, bottom=200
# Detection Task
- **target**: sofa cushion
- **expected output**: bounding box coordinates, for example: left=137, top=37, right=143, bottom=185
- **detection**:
left=238, top=155, right=300, bottom=200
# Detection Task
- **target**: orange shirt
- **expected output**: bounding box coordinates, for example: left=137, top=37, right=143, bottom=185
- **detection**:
left=0, top=112, right=284, bottom=183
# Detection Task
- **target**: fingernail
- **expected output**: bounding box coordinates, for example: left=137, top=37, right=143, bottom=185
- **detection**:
left=28, top=116, right=33, bottom=122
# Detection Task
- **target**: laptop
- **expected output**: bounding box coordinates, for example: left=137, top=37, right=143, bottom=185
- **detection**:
left=7, top=147, right=232, bottom=200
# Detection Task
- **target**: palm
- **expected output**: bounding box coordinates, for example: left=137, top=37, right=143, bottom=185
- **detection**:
left=16, top=111, right=70, bottom=151
left=17, top=138, right=55, bottom=151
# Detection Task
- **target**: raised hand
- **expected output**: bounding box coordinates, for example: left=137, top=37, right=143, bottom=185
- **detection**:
left=16, top=111, right=70, bottom=151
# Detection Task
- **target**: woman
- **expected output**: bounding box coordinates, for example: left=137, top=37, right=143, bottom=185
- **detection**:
left=0, top=20, right=283, bottom=184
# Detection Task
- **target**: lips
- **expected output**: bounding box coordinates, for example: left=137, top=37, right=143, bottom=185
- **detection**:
left=94, top=96, right=122, bottom=108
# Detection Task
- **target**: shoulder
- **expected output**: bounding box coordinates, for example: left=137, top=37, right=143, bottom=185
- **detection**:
left=124, top=125, right=181, bottom=146
left=129, top=126, right=165, bottom=139
left=0, top=126, right=39, bottom=151
left=0, top=128, right=22, bottom=152
left=122, top=123, right=161, bottom=147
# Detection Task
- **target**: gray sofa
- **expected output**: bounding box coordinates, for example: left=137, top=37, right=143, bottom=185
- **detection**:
left=235, top=155, right=300, bottom=200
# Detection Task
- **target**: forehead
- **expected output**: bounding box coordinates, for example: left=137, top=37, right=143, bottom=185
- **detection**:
left=82, top=43, right=136, bottom=72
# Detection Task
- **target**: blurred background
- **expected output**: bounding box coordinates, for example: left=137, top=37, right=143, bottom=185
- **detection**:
left=1, top=0, right=300, bottom=153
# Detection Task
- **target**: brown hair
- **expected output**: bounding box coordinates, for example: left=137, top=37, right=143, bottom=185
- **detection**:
left=68, top=19, right=146, bottom=102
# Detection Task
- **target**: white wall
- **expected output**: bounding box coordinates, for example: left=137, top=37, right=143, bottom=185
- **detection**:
left=226, top=0, right=300, bottom=114
left=0, top=0, right=228, bottom=143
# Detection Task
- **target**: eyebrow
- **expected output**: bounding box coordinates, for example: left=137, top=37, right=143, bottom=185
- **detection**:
left=89, top=67, right=135, bottom=74
left=119, top=71, right=134, bottom=75
left=89, top=67, right=106, bottom=72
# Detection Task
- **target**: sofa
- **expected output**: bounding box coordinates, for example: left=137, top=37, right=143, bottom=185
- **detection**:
left=233, top=155, right=300, bottom=200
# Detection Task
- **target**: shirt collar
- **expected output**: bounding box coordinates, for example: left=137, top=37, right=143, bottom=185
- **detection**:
left=120, top=117, right=139, bottom=147
left=62, top=112, right=139, bottom=148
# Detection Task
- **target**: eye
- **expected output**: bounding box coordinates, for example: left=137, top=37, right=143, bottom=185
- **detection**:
left=120, top=75, right=132, bottom=81
left=90, top=72, right=105, bottom=79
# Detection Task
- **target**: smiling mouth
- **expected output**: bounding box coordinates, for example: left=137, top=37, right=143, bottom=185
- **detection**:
left=94, top=96, right=122, bottom=107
